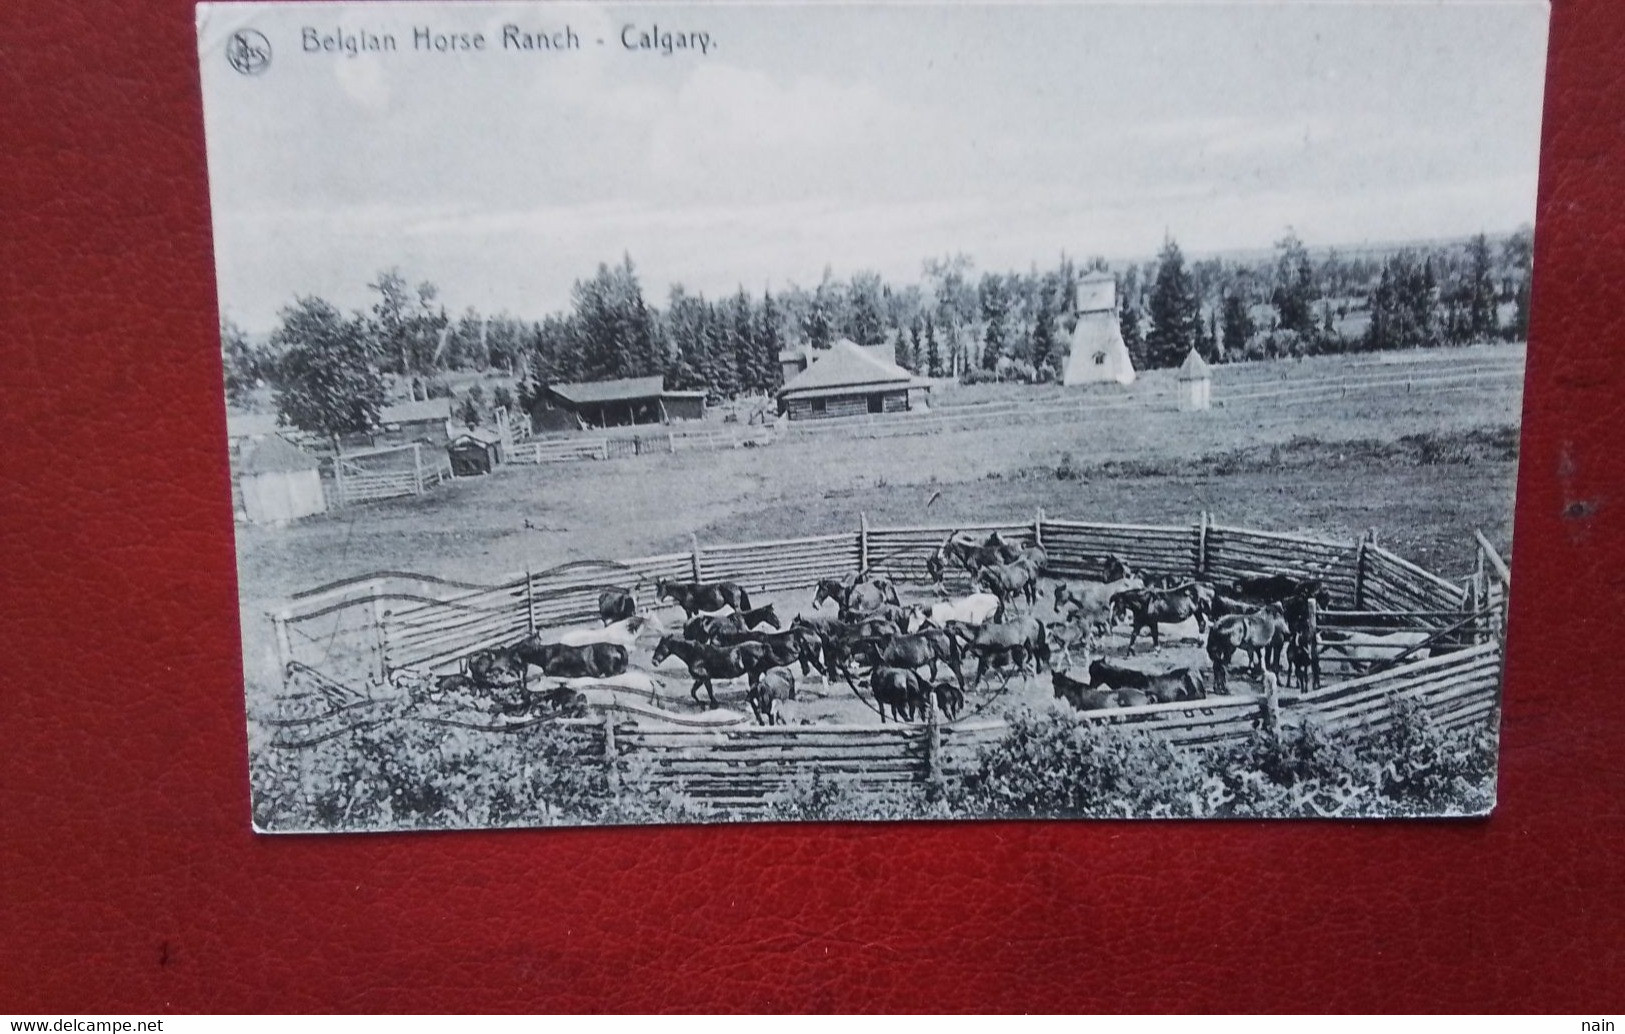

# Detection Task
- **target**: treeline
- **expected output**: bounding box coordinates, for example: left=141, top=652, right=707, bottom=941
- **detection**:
left=224, top=228, right=1534, bottom=439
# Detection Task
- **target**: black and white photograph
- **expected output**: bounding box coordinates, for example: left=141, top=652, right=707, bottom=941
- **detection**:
left=200, top=0, right=1547, bottom=832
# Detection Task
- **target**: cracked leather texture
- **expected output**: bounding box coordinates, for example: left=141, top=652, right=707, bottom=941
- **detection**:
left=2, top=0, right=1621, bottom=1014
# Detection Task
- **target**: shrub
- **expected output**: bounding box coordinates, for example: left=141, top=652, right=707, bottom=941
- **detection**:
left=960, top=707, right=1206, bottom=819
left=1054, top=452, right=1082, bottom=481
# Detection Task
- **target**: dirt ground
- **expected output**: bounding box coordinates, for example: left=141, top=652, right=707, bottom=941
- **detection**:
left=236, top=343, right=1524, bottom=710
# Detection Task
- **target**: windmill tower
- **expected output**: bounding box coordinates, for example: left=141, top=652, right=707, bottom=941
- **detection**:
left=1062, top=271, right=1136, bottom=387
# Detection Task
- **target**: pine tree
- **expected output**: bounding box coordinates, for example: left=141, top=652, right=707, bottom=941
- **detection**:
left=924, top=317, right=942, bottom=377
left=1220, top=293, right=1253, bottom=360
left=1145, top=238, right=1202, bottom=368
left=1120, top=306, right=1147, bottom=371
left=979, top=273, right=1009, bottom=371
left=758, top=291, right=784, bottom=392
left=1465, top=233, right=1499, bottom=342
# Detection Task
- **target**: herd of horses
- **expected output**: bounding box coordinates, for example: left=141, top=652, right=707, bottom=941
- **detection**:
left=408, top=530, right=1424, bottom=727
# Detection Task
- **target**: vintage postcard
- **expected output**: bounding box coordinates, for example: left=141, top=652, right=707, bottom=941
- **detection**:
left=199, top=1, right=1547, bottom=831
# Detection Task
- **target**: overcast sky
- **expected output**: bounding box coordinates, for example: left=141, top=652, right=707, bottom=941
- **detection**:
left=200, top=1, right=1550, bottom=331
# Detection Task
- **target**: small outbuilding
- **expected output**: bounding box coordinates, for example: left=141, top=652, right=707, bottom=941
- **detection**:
left=1176, top=348, right=1213, bottom=412
left=448, top=427, right=503, bottom=476
left=237, top=435, right=326, bottom=525
left=529, top=375, right=705, bottom=431
left=776, top=339, right=931, bottom=421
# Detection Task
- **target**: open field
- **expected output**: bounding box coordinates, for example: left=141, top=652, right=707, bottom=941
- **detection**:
left=236, top=344, right=1524, bottom=704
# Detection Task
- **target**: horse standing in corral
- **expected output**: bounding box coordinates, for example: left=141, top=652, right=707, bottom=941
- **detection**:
left=814, top=575, right=901, bottom=619
left=650, top=634, right=773, bottom=706
left=1110, top=584, right=1210, bottom=653
left=1053, top=575, right=1144, bottom=637
left=597, top=587, right=637, bottom=625
left=950, top=615, right=1051, bottom=685
left=683, top=603, right=782, bottom=642
left=975, top=556, right=1041, bottom=611
left=713, top=625, right=828, bottom=680
left=747, top=667, right=797, bottom=725
left=845, top=630, right=964, bottom=689
left=869, top=666, right=931, bottom=722
left=1206, top=606, right=1291, bottom=694
left=907, top=592, right=1001, bottom=632
left=654, top=577, right=753, bottom=618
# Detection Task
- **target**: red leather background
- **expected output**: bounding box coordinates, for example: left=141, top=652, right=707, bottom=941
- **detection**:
left=3, top=0, right=1621, bottom=1014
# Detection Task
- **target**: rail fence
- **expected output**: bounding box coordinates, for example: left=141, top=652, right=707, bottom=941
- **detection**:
left=265, top=514, right=1510, bottom=808
left=506, top=426, right=777, bottom=464
left=329, top=442, right=454, bottom=507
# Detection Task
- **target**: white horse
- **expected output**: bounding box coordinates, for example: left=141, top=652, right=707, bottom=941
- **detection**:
left=907, top=592, right=1001, bottom=632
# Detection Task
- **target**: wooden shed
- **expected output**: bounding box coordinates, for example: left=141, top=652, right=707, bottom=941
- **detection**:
left=776, top=339, right=930, bottom=421
left=448, top=428, right=503, bottom=476
left=1176, top=348, right=1213, bottom=412
left=237, top=436, right=326, bottom=525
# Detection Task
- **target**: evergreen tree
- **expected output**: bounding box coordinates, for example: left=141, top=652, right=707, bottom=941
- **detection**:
left=1120, top=306, right=1147, bottom=371
left=1270, top=232, right=1316, bottom=336
left=1145, top=238, right=1202, bottom=368
left=758, top=291, right=784, bottom=392
left=1032, top=296, right=1061, bottom=379
left=1365, top=251, right=1441, bottom=351
left=1464, top=233, right=1499, bottom=341
left=1219, top=293, right=1253, bottom=360
left=924, top=316, right=942, bottom=377
left=979, top=273, right=1010, bottom=371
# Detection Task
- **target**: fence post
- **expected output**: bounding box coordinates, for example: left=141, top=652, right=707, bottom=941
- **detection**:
left=524, top=567, right=536, bottom=635
left=273, top=611, right=293, bottom=693
left=690, top=533, right=703, bottom=582
left=1196, top=511, right=1210, bottom=577
left=925, top=706, right=944, bottom=789
left=1034, top=506, right=1045, bottom=549
left=859, top=512, right=870, bottom=574
left=668, top=431, right=675, bottom=454
left=1354, top=527, right=1376, bottom=610
left=412, top=442, right=423, bottom=493
left=603, top=714, right=621, bottom=798
left=331, top=448, right=347, bottom=509
left=1306, top=596, right=1320, bottom=692
left=371, top=585, right=389, bottom=689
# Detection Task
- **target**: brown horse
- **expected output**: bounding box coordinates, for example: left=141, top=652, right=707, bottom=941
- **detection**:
left=1206, top=606, right=1291, bottom=694
left=1110, top=584, right=1209, bottom=653
left=975, top=556, right=1040, bottom=610
left=655, top=577, right=753, bottom=617
left=650, top=635, right=773, bottom=705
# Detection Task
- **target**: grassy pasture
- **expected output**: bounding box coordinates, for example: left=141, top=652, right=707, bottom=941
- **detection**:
left=236, top=343, right=1524, bottom=707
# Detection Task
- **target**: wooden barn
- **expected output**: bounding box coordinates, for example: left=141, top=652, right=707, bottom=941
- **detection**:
left=237, top=435, right=325, bottom=525
left=776, top=339, right=930, bottom=421
left=528, top=376, right=705, bottom=431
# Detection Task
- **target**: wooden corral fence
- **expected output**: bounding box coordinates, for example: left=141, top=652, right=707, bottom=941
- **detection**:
left=266, top=513, right=1510, bottom=809
left=271, top=511, right=1508, bottom=691
left=505, top=426, right=777, bottom=465
left=329, top=442, right=453, bottom=507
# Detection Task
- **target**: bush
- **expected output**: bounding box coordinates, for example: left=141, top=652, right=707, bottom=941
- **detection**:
left=960, top=707, right=1206, bottom=819
left=1054, top=452, right=1082, bottom=481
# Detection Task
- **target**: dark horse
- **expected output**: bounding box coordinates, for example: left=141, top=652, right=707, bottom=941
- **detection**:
left=1110, top=584, right=1209, bottom=653
left=651, top=634, right=773, bottom=705
left=813, top=575, right=900, bottom=618
left=654, top=577, right=753, bottom=617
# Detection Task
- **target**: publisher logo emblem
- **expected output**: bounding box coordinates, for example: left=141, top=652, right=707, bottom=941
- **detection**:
left=227, top=29, right=272, bottom=75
